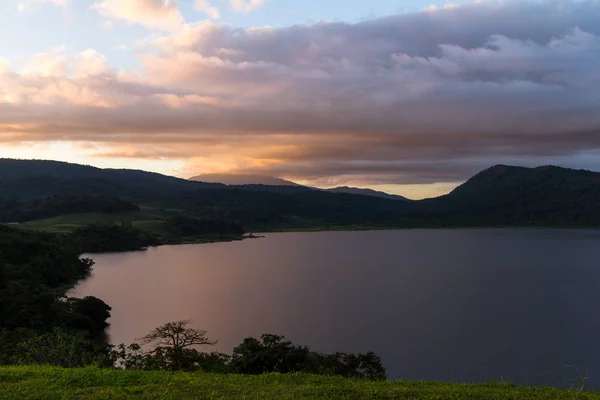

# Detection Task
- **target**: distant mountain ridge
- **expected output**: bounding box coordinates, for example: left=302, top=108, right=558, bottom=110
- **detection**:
left=189, top=173, right=407, bottom=200
left=3, top=159, right=600, bottom=229
left=0, top=158, right=224, bottom=201
left=325, top=186, right=408, bottom=201
left=190, top=173, right=299, bottom=187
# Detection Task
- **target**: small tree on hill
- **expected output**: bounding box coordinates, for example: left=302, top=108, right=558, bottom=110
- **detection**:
left=134, top=320, right=220, bottom=371
left=137, top=320, right=216, bottom=350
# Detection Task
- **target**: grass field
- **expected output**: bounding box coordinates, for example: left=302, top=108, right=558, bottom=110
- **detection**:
left=16, top=211, right=175, bottom=237
left=0, top=366, right=597, bottom=400
left=20, top=211, right=162, bottom=233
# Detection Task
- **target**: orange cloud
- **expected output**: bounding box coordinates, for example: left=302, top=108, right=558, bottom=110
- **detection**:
left=92, top=0, right=184, bottom=31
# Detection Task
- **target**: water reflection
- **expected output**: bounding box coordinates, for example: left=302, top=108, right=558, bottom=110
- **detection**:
left=70, top=229, right=600, bottom=387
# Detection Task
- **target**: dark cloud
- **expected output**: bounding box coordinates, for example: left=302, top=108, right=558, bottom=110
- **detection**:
left=1, top=1, right=600, bottom=186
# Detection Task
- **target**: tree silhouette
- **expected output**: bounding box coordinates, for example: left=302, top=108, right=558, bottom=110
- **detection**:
left=137, top=320, right=216, bottom=350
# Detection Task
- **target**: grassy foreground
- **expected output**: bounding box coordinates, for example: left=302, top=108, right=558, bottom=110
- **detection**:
left=0, top=367, right=598, bottom=400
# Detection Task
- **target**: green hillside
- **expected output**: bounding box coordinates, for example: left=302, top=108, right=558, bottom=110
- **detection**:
left=419, top=165, right=600, bottom=226
left=0, top=366, right=596, bottom=400
left=4, top=159, right=600, bottom=231
left=20, top=211, right=158, bottom=232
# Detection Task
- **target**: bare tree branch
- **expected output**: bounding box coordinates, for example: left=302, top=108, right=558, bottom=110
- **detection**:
left=136, top=320, right=217, bottom=350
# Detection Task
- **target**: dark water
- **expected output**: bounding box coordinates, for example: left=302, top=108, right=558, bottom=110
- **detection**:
left=70, top=229, right=600, bottom=387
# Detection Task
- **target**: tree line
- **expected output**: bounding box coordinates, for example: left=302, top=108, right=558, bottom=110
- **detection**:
left=107, top=320, right=386, bottom=380
left=0, top=225, right=111, bottom=364
left=0, top=195, right=139, bottom=223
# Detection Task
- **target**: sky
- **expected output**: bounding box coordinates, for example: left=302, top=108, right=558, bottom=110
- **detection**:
left=0, top=0, right=599, bottom=199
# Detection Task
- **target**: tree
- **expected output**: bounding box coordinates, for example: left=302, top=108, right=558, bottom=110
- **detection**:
left=66, top=296, right=112, bottom=335
left=231, top=334, right=309, bottom=374
left=230, top=334, right=388, bottom=380
left=132, top=320, right=220, bottom=371
left=305, top=351, right=387, bottom=381
left=17, top=328, right=106, bottom=368
left=137, top=320, right=216, bottom=350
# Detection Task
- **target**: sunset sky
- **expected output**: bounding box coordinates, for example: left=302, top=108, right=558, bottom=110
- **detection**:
left=0, top=0, right=599, bottom=199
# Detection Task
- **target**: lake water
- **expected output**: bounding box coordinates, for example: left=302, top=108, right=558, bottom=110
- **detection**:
left=69, top=229, right=600, bottom=387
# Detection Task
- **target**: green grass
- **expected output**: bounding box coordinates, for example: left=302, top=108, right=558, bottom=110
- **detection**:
left=0, top=366, right=597, bottom=400
left=19, top=212, right=165, bottom=234
left=20, top=211, right=157, bottom=229
left=16, top=213, right=245, bottom=246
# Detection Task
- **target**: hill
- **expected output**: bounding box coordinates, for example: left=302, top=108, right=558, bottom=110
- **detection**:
left=0, top=366, right=595, bottom=400
left=326, top=186, right=408, bottom=200
left=0, top=159, right=415, bottom=233
left=190, top=173, right=300, bottom=186
left=4, top=159, right=600, bottom=233
left=420, top=164, right=600, bottom=226
left=0, top=159, right=223, bottom=201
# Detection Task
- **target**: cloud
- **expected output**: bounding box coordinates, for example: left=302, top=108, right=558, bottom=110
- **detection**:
left=17, top=0, right=68, bottom=12
left=424, top=2, right=461, bottom=12
left=2, top=1, right=600, bottom=188
left=194, top=0, right=220, bottom=19
left=230, top=0, right=265, bottom=13
left=91, top=0, right=183, bottom=31
left=0, top=60, right=11, bottom=75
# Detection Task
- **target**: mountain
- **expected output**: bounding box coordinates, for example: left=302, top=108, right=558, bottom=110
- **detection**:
left=420, top=164, right=600, bottom=226
left=0, top=159, right=224, bottom=201
left=0, top=159, right=412, bottom=231
left=189, top=173, right=409, bottom=200
left=325, top=186, right=408, bottom=201
left=190, top=173, right=300, bottom=186
left=4, top=159, right=600, bottom=231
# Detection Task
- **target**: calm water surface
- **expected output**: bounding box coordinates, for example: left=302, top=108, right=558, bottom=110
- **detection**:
left=70, top=229, right=600, bottom=387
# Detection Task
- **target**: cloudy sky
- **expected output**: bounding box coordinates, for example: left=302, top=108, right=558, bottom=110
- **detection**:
left=0, top=0, right=599, bottom=199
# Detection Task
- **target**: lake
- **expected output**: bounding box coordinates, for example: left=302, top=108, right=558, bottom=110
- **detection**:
left=69, top=229, right=600, bottom=387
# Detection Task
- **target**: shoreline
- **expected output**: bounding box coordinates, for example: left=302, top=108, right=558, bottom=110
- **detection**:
left=81, top=225, right=600, bottom=256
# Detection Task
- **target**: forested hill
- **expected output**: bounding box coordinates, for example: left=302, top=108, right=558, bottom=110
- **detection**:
left=325, top=186, right=408, bottom=201
left=419, top=164, right=600, bottom=226
left=451, top=164, right=600, bottom=198
left=0, top=159, right=224, bottom=201
left=3, top=159, right=600, bottom=230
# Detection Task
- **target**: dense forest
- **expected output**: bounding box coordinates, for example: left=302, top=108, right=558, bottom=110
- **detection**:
left=70, top=223, right=161, bottom=253
left=417, top=165, right=600, bottom=226
left=0, top=195, right=139, bottom=223
left=0, top=225, right=111, bottom=365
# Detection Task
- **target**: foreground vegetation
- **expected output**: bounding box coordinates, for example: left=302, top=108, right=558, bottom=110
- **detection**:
left=0, top=225, right=112, bottom=365
left=1, top=366, right=598, bottom=400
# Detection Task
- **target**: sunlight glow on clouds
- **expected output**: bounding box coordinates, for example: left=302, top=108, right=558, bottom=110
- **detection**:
left=0, top=142, right=187, bottom=176
left=92, top=0, right=184, bottom=30
left=2, top=1, right=600, bottom=198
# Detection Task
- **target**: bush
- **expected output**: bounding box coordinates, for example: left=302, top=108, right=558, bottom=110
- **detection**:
left=65, top=296, right=112, bottom=336
left=71, top=223, right=159, bottom=253
left=17, top=328, right=107, bottom=368
left=231, top=334, right=309, bottom=374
